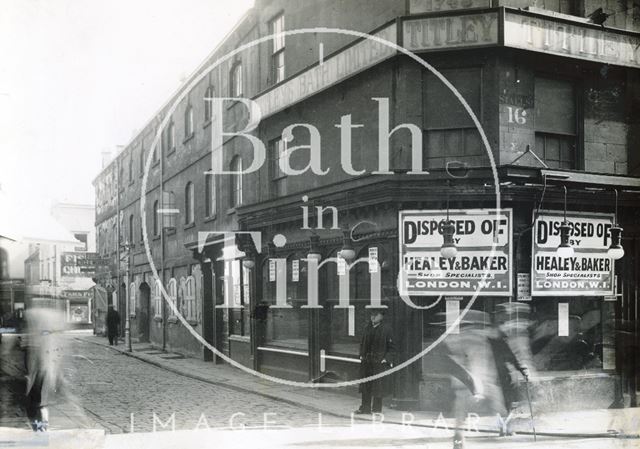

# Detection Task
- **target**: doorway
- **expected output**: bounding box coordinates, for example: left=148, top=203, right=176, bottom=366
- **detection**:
left=138, top=282, right=151, bottom=343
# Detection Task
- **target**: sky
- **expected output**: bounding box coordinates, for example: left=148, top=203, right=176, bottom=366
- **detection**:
left=0, top=0, right=254, bottom=213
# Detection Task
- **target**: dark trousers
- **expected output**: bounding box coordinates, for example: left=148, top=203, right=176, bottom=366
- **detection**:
left=360, top=391, right=383, bottom=413
left=108, top=333, right=118, bottom=346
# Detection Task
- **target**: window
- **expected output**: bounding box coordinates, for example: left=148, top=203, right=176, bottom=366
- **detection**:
left=184, top=182, right=194, bottom=225
left=270, top=14, right=285, bottom=83
left=204, top=85, right=214, bottom=122
left=205, top=174, right=216, bottom=217
left=128, top=156, right=133, bottom=183
left=163, top=191, right=176, bottom=229
left=231, top=63, right=243, bottom=97
left=230, top=156, right=243, bottom=207
left=167, top=278, right=177, bottom=317
left=153, top=280, right=162, bottom=318
left=423, top=68, right=483, bottom=168
left=139, top=147, right=145, bottom=174
left=181, top=276, right=197, bottom=322
left=73, top=233, right=88, bottom=252
left=270, top=138, right=287, bottom=197
left=184, top=105, right=194, bottom=138
left=153, top=200, right=159, bottom=236
left=534, top=77, right=576, bottom=169
left=128, top=214, right=134, bottom=244
left=129, top=282, right=136, bottom=317
left=166, top=121, right=176, bottom=153
left=152, top=144, right=158, bottom=163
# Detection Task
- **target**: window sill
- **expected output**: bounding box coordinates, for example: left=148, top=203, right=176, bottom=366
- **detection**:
left=204, top=215, right=217, bottom=223
left=129, top=313, right=136, bottom=318
left=165, top=228, right=176, bottom=236
left=153, top=316, right=162, bottom=322
left=187, top=319, right=198, bottom=326
left=129, top=180, right=135, bottom=186
left=152, top=235, right=161, bottom=241
left=203, top=120, right=211, bottom=129
left=184, top=222, right=196, bottom=230
left=227, top=208, right=237, bottom=216
left=166, top=148, right=176, bottom=157
left=152, top=160, right=160, bottom=168
left=167, top=315, right=179, bottom=324
left=229, top=334, right=250, bottom=342
left=183, top=134, right=194, bottom=144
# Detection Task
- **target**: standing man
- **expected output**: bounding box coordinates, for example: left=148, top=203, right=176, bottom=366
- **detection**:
left=106, top=305, right=120, bottom=346
left=355, top=308, right=394, bottom=414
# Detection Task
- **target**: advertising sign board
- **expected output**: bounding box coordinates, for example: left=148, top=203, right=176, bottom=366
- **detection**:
left=399, top=209, right=512, bottom=296
left=532, top=210, right=615, bottom=296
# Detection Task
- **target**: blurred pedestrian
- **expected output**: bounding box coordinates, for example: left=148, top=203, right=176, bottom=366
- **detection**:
left=355, top=308, right=394, bottom=415
left=24, top=308, right=66, bottom=431
left=106, top=305, right=120, bottom=346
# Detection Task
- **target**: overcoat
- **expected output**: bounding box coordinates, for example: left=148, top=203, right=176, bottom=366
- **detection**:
left=359, top=322, right=394, bottom=397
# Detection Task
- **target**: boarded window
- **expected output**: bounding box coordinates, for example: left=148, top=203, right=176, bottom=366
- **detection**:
left=534, top=77, right=576, bottom=169
left=423, top=68, right=483, bottom=161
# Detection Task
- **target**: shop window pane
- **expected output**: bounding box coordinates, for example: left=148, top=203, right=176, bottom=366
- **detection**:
left=262, top=256, right=308, bottom=350
left=530, top=298, right=603, bottom=371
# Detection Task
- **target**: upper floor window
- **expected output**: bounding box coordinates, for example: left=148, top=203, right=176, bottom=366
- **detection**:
left=152, top=200, right=159, bottom=236
left=204, top=85, right=214, bottom=122
left=184, top=105, right=194, bottom=138
left=128, top=156, right=134, bottom=183
left=534, top=76, right=576, bottom=169
left=163, top=191, right=176, bottom=229
left=166, top=121, right=176, bottom=153
left=270, top=14, right=285, bottom=83
left=230, top=156, right=243, bottom=207
left=184, top=182, right=194, bottom=225
left=139, top=147, right=145, bottom=174
left=231, top=63, right=243, bottom=97
left=128, top=214, right=134, bottom=244
left=423, top=67, right=483, bottom=168
left=270, top=137, right=287, bottom=197
left=205, top=174, right=216, bottom=217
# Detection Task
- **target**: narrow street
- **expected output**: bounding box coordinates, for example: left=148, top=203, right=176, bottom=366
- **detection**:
left=0, top=333, right=349, bottom=433
left=1, top=332, right=637, bottom=448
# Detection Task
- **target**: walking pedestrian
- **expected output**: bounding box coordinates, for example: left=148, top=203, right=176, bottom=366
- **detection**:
left=106, top=305, right=120, bottom=346
left=355, top=308, right=394, bottom=415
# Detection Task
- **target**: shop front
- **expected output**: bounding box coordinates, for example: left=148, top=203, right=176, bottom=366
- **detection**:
left=229, top=172, right=638, bottom=412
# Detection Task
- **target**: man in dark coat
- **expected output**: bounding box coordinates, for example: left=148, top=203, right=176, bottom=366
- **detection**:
left=355, top=308, right=394, bottom=414
left=106, top=305, right=120, bottom=346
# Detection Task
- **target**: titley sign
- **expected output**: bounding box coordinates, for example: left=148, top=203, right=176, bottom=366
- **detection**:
left=399, top=209, right=512, bottom=296
left=532, top=211, right=615, bottom=296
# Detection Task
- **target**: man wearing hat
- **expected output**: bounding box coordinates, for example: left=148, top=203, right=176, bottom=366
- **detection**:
left=355, top=308, right=394, bottom=414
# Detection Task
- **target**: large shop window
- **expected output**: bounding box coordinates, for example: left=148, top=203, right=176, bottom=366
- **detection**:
left=530, top=298, right=603, bottom=371
left=534, top=77, right=576, bottom=169
left=325, top=246, right=390, bottom=356
left=262, top=254, right=308, bottom=350
left=423, top=67, right=483, bottom=167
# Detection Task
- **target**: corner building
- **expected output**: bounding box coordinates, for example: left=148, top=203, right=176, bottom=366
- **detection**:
left=93, top=0, right=640, bottom=412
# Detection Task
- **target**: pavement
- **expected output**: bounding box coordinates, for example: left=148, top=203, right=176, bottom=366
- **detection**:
left=78, top=334, right=640, bottom=439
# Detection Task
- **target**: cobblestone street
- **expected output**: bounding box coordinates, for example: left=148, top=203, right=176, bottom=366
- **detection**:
left=0, top=334, right=349, bottom=433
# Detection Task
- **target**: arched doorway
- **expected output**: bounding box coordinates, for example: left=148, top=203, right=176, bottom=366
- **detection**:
left=138, top=282, right=151, bottom=343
